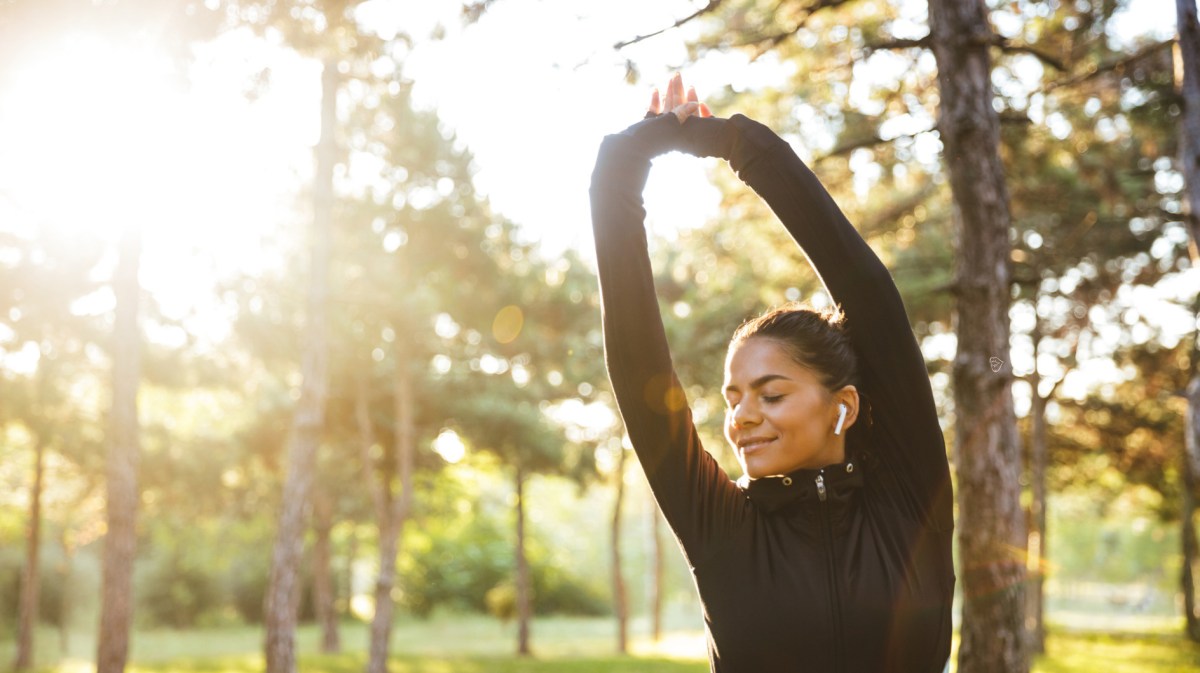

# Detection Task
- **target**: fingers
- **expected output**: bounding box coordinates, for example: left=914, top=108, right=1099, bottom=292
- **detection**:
left=649, top=74, right=710, bottom=121
left=663, top=72, right=685, bottom=113
left=672, top=101, right=700, bottom=124
left=648, top=88, right=662, bottom=115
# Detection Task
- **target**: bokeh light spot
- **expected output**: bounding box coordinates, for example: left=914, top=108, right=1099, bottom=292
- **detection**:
left=492, top=304, right=523, bottom=344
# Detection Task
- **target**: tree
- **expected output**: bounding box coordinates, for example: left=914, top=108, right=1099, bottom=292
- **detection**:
left=1174, top=0, right=1200, bottom=642
left=97, top=225, right=143, bottom=673
left=14, top=368, right=47, bottom=672
left=310, top=482, right=341, bottom=652
left=610, top=439, right=629, bottom=653
left=0, top=218, right=105, bottom=670
left=926, top=2, right=1026, bottom=670
left=263, top=56, right=336, bottom=673
left=441, top=235, right=599, bottom=655
left=326, top=63, right=518, bottom=670
left=0, top=4, right=220, bottom=668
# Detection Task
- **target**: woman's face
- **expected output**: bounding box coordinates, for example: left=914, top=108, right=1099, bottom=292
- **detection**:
left=723, top=337, right=847, bottom=478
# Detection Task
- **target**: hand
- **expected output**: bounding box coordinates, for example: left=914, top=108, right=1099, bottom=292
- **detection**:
left=648, top=72, right=712, bottom=123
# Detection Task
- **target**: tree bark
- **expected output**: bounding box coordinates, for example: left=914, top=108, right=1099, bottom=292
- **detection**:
left=1176, top=0, right=1200, bottom=643
left=1183, top=379, right=1200, bottom=641
left=264, top=57, right=336, bottom=673
left=515, top=464, right=532, bottom=656
left=927, top=1, right=1027, bottom=671
left=312, top=486, right=340, bottom=653
left=1178, top=0, right=1200, bottom=257
left=344, top=528, right=358, bottom=619
left=1026, top=318, right=1048, bottom=654
left=366, top=351, right=415, bottom=673
left=611, top=446, right=628, bottom=654
left=59, top=528, right=74, bottom=655
left=14, top=432, right=45, bottom=671
left=97, top=224, right=143, bottom=673
left=650, top=497, right=663, bottom=643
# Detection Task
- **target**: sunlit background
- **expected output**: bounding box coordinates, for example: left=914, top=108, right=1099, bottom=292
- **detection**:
left=1, top=0, right=1197, bottom=670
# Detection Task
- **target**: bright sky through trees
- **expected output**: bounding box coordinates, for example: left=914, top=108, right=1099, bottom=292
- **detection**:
left=0, top=0, right=1185, bottom=384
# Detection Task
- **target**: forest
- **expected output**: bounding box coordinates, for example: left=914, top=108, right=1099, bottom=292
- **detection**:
left=1, top=0, right=1199, bottom=672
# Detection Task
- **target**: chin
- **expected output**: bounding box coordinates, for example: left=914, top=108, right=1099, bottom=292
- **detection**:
left=741, top=458, right=776, bottom=480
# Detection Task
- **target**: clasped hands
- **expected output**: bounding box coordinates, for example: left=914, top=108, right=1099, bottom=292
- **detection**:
left=647, top=72, right=712, bottom=124
left=596, top=71, right=735, bottom=170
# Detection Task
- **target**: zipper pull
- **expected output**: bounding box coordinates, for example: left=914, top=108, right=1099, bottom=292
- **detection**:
left=815, top=473, right=827, bottom=502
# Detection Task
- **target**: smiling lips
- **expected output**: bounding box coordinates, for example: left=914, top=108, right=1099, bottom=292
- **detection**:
left=738, top=436, right=776, bottom=454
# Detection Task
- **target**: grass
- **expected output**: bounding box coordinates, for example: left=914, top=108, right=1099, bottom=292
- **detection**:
left=1031, top=629, right=1200, bottom=673
left=4, top=615, right=1199, bottom=672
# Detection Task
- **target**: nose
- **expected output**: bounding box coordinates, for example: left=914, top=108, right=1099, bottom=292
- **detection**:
left=729, top=400, right=760, bottom=429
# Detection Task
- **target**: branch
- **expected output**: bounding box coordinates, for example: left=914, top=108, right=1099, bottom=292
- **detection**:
left=1043, top=38, right=1175, bottom=92
left=739, top=0, right=855, bottom=61
left=818, top=134, right=885, bottom=160
left=616, top=0, right=850, bottom=56
left=995, top=37, right=1066, bottom=72
left=865, top=36, right=931, bottom=55
left=614, top=0, right=726, bottom=50
left=814, top=126, right=936, bottom=162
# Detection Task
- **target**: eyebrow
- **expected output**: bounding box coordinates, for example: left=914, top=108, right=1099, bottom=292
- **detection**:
left=724, top=374, right=792, bottom=395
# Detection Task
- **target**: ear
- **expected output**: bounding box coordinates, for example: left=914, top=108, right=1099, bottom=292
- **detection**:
left=834, top=386, right=860, bottom=432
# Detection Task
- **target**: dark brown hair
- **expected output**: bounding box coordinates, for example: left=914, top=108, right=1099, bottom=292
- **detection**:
left=729, top=301, right=859, bottom=395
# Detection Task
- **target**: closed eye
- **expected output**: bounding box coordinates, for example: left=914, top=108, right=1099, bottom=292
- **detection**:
left=761, top=394, right=784, bottom=404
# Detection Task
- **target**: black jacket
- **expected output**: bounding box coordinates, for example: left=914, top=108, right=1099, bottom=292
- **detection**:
left=589, top=112, right=955, bottom=673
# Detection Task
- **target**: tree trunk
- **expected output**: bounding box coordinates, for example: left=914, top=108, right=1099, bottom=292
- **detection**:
left=927, top=1, right=1027, bottom=671
left=312, top=486, right=340, bottom=653
left=14, top=432, right=45, bottom=671
left=1175, top=0, right=1200, bottom=643
left=1027, top=389, right=1048, bottom=653
left=1178, top=0, right=1200, bottom=256
left=345, top=528, right=358, bottom=619
left=650, top=497, right=663, bottom=643
left=1026, top=319, right=1048, bottom=654
left=1183, top=381, right=1200, bottom=641
left=611, top=446, right=628, bottom=654
left=264, top=57, right=336, bottom=673
left=366, top=352, right=415, bottom=673
left=515, top=465, right=532, bottom=657
left=97, top=224, right=143, bottom=673
left=59, top=528, right=74, bottom=655
left=367, top=508, right=402, bottom=673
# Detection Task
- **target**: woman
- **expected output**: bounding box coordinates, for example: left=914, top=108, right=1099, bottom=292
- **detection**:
left=589, top=73, right=955, bottom=673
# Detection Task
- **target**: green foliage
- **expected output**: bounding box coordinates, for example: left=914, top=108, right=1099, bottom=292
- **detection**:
left=1046, top=337, right=1191, bottom=517
left=226, top=551, right=271, bottom=625
left=400, top=511, right=511, bottom=618
left=138, top=553, right=223, bottom=629
left=0, top=547, right=66, bottom=632
left=398, top=468, right=607, bottom=618
left=1047, top=491, right=1179, bottom=587
left=484, top=582, right=517, bottom=622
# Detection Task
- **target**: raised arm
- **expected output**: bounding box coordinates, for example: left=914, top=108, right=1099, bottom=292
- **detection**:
left=679, top=113, right=953, bottom=532
left=589, top=95, right=745, bottom=565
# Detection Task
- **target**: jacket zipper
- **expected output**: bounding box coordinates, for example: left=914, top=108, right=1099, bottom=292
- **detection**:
left=815, top=470, right=845, bottom=673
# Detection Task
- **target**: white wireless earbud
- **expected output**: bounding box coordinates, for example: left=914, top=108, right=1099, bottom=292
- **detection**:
left=834, top=403, right=847, bottom=436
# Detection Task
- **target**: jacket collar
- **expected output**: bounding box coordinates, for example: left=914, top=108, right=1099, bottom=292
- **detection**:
left=737, top=455, right=865, bottom=514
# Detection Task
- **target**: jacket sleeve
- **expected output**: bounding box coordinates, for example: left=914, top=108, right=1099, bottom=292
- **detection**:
left=589, top=114, right=748, bottom=566
left=680, top=113, right=953, bottom=532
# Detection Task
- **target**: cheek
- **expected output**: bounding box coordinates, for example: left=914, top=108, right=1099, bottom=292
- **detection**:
left=776, top=400, right=820, bottom=439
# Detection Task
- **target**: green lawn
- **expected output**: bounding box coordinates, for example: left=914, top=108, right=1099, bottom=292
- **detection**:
left=1030, top=630, right=1200, bottom=673
left=4, top=616, right=1198, bottom=672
